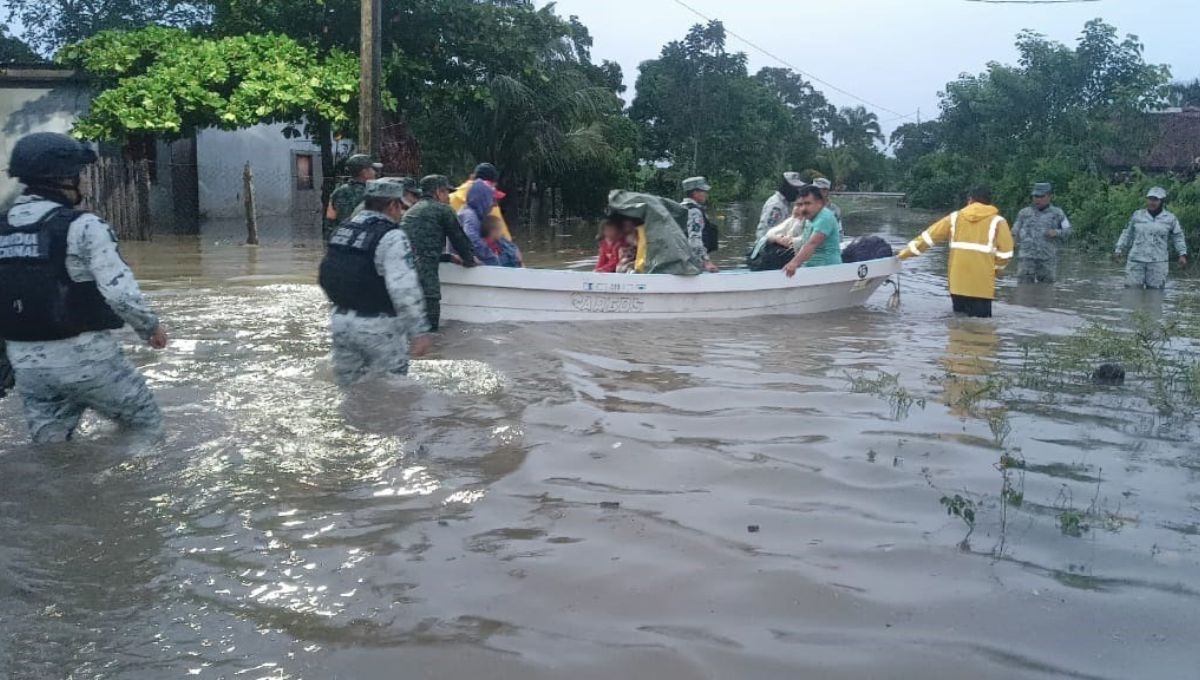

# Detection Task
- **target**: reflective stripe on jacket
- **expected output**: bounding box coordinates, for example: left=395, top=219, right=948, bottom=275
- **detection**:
left=898, top=202, right=1014, bottom=299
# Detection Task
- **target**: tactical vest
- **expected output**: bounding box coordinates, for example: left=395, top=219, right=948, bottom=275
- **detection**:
left=318, top=216, right=398, bottom=316
left=683, top=199, right=719, bottom=253
left=0, top=207, right=125, bottom=342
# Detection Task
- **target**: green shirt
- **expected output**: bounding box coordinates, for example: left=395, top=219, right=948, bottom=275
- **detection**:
left=800, top=207, right=843, bottom=267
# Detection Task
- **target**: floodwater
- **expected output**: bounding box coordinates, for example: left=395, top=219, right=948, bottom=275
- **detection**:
left=2, top=199, right=1199, bottom=679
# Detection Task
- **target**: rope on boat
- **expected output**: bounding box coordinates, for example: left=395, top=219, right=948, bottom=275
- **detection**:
left=886, top=272, right=902, bottom=310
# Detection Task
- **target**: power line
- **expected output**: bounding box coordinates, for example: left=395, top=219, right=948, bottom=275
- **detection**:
left=880, top=110, right=921, bottom=125
left=668, top=0, right=916, bottom=121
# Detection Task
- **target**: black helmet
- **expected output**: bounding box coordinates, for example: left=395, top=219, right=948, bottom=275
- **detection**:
left=8, top=132, right=98, bottom=181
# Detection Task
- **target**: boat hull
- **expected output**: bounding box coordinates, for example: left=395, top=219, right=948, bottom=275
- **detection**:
left=439, top=257, right=900, bottom=323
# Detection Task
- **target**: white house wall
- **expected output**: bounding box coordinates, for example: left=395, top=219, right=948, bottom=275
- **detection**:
left=195, top=123, right=324, bottom=220
left=0, top=77, right=91, bottom=208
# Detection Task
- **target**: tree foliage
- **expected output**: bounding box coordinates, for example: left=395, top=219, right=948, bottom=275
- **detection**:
left=831, top=105, right=883, bottom=148
left=4, top=0, right=208, bottom=56
left=899, top=18, right=1176, bottom=245
left=629, top=21, right=892, bottom=200
left=1168, top=79, right=1200, bottom=108
left=58, top=27, right=358, bottom=140
left=0, top=25, right=43, bottom=64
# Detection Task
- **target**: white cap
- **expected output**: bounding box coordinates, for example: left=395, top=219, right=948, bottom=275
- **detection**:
left=783, top=171, right=806, bottom=188
left=812, top=177, right=832, bottom=190
left=1147, top=186, right=1167, bottom=200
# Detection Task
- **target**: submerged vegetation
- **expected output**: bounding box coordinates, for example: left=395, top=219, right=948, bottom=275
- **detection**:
left=848, top=306, right=1200, bottom=556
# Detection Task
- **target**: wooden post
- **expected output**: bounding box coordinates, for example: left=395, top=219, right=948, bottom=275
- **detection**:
left=137, top=159, right=152, bottom=241
left=358, top=0, right=382, bottom=158
left=243, top=162, right=259, bottom=246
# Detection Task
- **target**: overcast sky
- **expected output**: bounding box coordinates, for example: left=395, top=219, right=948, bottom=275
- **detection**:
left=539, top=0, right=1199, bottom=136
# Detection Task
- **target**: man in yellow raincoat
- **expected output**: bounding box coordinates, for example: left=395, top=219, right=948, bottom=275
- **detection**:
left=899, top=186, right=1014, bottom=318
left=450, top=162, right=512, bottom=240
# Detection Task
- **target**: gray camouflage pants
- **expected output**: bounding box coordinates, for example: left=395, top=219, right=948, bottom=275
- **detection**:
left=330, top=312, right=412, bottom=386
left=13, top=353, right=161, bottom=443
left=1017, top=258, right=1057, bottom=283
left=1124, top=260, right=1169, bottom=289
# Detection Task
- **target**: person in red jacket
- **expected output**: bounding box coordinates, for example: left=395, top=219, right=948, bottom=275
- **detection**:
left=594, top=220, right=623, bottom=272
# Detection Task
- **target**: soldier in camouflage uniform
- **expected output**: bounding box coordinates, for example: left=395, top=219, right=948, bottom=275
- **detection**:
left=323, top=154, right=381, bottom=242
left=1114, top=186, right=1187, bottom=289
left=399, top=175, right=477, bottom=332
left=1013, top=182, right=1072, bottom=283
left=350, top=176, right=419, bottom=220
left=318, top=179, right=432, bottom=386
left=755, top=172, right=806, bottom=239
left=680, top=176, right=719, bottom=272
left=0, top=133, right=168, bottom=443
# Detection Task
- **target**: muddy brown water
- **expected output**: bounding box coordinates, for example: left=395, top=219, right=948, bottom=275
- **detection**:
left=1, top=199, right=1198, bottom=679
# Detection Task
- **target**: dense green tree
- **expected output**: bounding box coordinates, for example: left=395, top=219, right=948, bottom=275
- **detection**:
left=0, top=26, right=43, bottom=64
left=630, top=21, right=799, bottom=199
left=889, top=120, right=941, bottom=171
left=754, top=66, right=834, bottom=172
left=58, top=27, right=358, bottom=140
left=4, top=0, right=207, bottom=56
left=62, top=0, right=634, bottom=221
left=903, top=18, right=1172, bottom=217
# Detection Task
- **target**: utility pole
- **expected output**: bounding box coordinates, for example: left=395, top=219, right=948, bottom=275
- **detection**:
left=358, top=0, right=382, bottom=159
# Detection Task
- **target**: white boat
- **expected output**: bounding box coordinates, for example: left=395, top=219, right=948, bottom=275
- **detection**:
left=439, top=257, right=901, bottom=323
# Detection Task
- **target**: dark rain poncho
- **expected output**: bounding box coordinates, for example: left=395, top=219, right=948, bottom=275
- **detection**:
left=607, top=190, right=702, bottom=275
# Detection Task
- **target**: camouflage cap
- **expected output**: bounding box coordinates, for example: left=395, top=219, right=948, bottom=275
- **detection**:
left=365, top=178, right=410, bottom=200
left=395, top=176, right=419, bottom=194
left=1147, top=186, right=1168, bottom=200
left=782, top=171, right=806, bottom=188
left=682, top=176, right=711, bottom=192
left=420, top=174, right=452, bottom=195
left=346, top=154, right=383, bottom=173
left=812, top=177, right=832, bottom=190
left=1031, top=182, right=1052, bottom=196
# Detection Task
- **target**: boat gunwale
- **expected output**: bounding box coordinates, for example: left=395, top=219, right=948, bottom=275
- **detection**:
left=439, top=256, right=901, bottom=294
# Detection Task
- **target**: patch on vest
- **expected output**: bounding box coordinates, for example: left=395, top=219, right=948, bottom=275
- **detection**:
left=857, top=264, right=869, bottom=279
left=0, top=232, right=45, bottom=260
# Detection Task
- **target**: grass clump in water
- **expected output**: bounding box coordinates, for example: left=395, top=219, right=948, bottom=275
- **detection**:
left=1017, top=313, right=1200, bottom=416
left=843, top=370, right=927, bottom=420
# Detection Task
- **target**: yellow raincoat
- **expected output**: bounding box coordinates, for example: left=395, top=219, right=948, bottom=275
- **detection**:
left=899, top=202, right=1014, bottom=299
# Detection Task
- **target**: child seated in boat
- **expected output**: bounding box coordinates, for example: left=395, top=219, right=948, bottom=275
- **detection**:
left=595, top=219, right=623, bottom=273
left=615, top=221, right=639, bottom=273
left=482, top=215, right=523, bottom=267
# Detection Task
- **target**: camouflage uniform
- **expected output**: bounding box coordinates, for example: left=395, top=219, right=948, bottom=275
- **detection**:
left=1013, top=204, right=1071, bottom=283
left=399, top=197, right=475, bottom=331
left=1115, top=208, right=1186, bottom=289
left=681, top=198, right=713, bottom=266
left=324, top=180, right=369, bottom=242
left=326, top=210, right=429, bottom=386
left=755, top=191, right=791, bottom=240
left=3, top=195, right=162, bottom=442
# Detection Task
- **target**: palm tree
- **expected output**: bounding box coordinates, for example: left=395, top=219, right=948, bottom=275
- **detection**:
left=831, top=105, right=884, bottom=148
